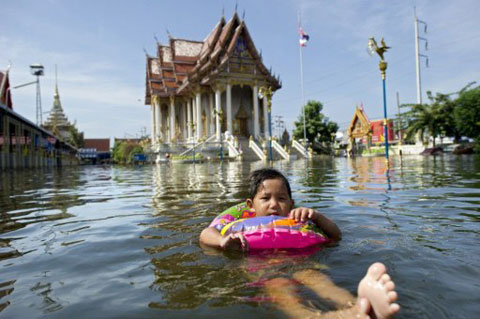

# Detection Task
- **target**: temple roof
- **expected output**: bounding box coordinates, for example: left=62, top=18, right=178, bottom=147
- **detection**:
left=42, top=83, right=74, bottom=140
left=348, top=106, right=372, bottom=138
left=145, top=13, right=281, bottom=104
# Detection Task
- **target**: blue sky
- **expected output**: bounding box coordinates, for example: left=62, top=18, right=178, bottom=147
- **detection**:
left=2, top=0, right=479, bottom=138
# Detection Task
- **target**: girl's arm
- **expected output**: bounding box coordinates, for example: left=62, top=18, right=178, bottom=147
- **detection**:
left=289, top=207, right=342, bottom=241
left=200, top=227, right=247, bottom=251
left=312, top=211, right=342, bottom=241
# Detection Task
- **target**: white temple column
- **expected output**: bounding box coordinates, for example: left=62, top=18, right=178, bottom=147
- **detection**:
left=192, top=97, right=196, bottom=125
left=187, top=99, right=192, bottom=140
left=195, top=91, right=202, bottom=140
left=226, top=83, right=232, bottom=134
left=209, top=93, right=215, bottom=135
left=205, top=95, right=211, bottom=138
left=215, top=88, right=221, bottom=140
left=155, top=102, right=162, bottom=142
left=263, top=97, right=269, bottom=139
left=169, top=97, right=175, bottom=143
left=181, top=101, right=187, bottom=141
left=253, top=84, right=259, bottom=138
left=151, top=104, right=156, bottom=145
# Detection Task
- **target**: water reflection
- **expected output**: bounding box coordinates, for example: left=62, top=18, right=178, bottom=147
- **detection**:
left=0, top=280, right=15, bottom=312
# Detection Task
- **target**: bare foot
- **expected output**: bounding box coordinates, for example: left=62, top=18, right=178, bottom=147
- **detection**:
left=357, top=262, right=400, bottom=319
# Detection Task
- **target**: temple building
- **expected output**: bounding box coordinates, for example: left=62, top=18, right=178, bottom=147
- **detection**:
left=347, top=105, right=396, bottom=156
left=42, top=69, right=83, bottom=148
left=144, top=12, right=281, bottom=159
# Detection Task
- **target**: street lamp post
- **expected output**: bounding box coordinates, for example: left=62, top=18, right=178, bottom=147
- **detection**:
left=30, top=64, right=45, bottom=126
left=259, top=86, right=273, bottom=161
left=368, top=37, right=390, bottom=163
left=12, top=64, right=45, bottom=126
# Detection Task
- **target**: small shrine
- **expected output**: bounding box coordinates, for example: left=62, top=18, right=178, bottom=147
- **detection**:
left=347, top=106, right=395, bottom=154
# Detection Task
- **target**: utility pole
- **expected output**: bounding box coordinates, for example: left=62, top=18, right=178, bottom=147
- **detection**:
left=414, top=7, right=428, bottom=104
left=396, top=92, right=402, bottom=144
left=273, top=115, right=283, bottom=138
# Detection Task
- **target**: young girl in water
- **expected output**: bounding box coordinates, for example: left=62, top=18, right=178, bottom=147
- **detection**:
left=200, top=168, right=400, bottom=319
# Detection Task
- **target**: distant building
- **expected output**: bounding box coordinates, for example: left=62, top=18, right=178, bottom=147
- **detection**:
left=348, top=106, right=396, bottom=146
left=42, top=70, right=83, bottom=147
left=79, top=138, right=111, bottom=164
left=145, top=12, right=281, bottom=150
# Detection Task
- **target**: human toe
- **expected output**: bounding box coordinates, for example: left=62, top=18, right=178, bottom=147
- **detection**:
left=389, top=303, right=401, bottom=314
left=387, top=290, right=398, bottom=302
left=367, top=262, right=387, bottom=280
left=380, top=273, right=391, bottom=284
left=384, top=280, right=395, bottom=291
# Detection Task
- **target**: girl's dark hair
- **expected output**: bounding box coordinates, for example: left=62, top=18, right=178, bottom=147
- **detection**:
left=248, top=168, right=292, bottom=199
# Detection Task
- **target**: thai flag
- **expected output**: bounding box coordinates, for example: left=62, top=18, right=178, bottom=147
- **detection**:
left=299, top=27, right=310, bottom=47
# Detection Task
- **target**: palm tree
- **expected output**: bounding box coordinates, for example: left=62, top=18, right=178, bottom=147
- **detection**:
left=403, top=102, right=443, bottom=147
left=402, top=90, right=459, bottom=148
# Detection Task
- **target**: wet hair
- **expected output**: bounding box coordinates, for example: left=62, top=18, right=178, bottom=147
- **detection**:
left=248, top=168, right=292, bottom=200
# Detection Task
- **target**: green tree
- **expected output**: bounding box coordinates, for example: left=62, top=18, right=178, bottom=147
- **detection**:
left=67, top=125, right=84, bottom=148
left=128, top=145, right=144, bottom=163
left=112, top=140, right=147, bottom=164
left=453, top=84, right=480, bottom=138
left=293, top=100, right=338, bottom=145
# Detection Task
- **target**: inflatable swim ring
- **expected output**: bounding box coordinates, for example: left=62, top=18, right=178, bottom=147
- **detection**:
left=209, top=203, right=330, bottom=250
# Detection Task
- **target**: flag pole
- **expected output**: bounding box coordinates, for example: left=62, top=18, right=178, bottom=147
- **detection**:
left=298, top=13, right=307, bottom=155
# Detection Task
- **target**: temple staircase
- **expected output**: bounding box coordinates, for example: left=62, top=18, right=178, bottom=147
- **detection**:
left=233, top=137, right=264, bottom=161
left=291, top=139, right=311, bottom=159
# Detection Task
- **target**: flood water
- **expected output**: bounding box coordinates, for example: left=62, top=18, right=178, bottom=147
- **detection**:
left=1, top=155, right=479, bottom=319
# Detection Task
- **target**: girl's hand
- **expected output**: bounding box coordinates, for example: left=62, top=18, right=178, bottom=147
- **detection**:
left=220, top=233, right=248, bottom=252
left=289, top=207, right=342, bottom=241
left=289, top=207, right=317, bottom=222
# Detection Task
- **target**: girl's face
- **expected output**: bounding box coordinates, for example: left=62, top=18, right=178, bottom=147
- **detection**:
left=246, top=178, right=294, bottom=217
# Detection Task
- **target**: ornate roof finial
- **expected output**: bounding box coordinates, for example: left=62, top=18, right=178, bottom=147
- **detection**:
left=242, top=9, right=246, bottom=20
left=55, top=64, right=59, bottom=97
left=166, top=28, right=172, bottom=39
left=235, top=1, right=238, bottom=13
left=143, top=47, right=149, bottom=57
left=222, top=6, right=225, bottom=18
left=154, top=34, right=160, bottom=46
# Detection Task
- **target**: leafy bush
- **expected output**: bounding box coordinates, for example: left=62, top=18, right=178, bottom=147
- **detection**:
left=112, top=141, right=146, bottom=164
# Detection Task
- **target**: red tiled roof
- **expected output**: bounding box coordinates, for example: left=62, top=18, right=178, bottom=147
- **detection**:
left=84, top=138, right=110, bottom=152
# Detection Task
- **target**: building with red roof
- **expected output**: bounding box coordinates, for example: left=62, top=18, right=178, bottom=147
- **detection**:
left=145, top=12, right=281, bottom=150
